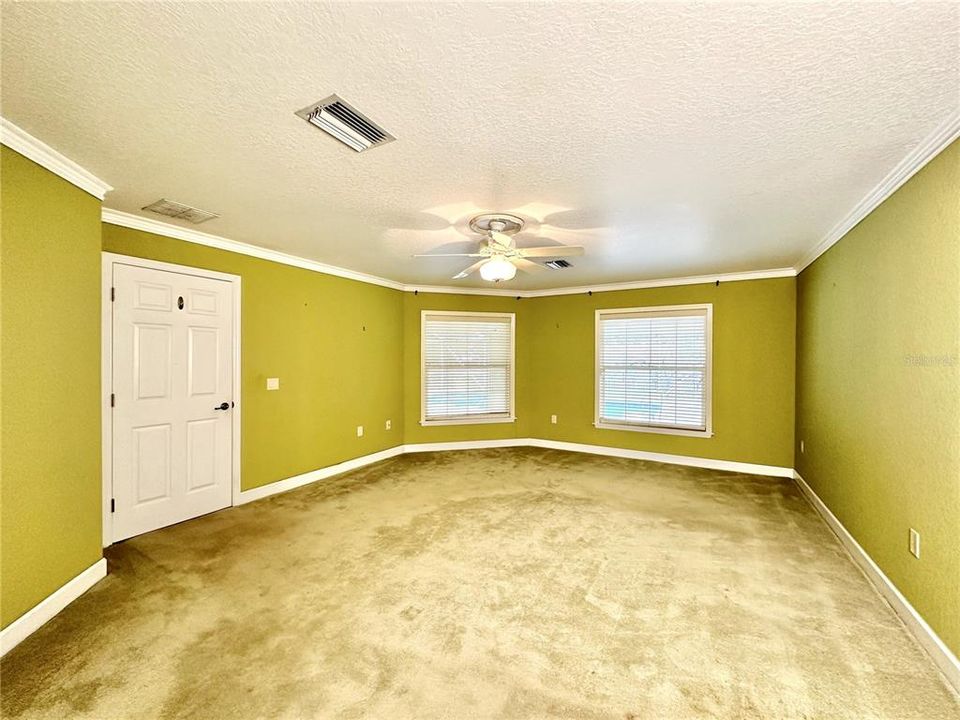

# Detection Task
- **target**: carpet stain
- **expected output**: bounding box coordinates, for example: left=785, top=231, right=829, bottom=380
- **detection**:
left=1, top=448, right=958, bottom=719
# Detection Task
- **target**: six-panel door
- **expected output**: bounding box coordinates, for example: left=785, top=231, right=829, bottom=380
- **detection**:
left=112, top=263, right=234, bottom=541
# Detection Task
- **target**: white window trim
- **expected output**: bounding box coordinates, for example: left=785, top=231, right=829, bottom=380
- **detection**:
left=594, top=303, right=713, bottom=438
left=420, top=310, right=517, bottom=427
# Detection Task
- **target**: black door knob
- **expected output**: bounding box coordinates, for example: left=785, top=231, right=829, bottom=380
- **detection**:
left=215, top=402, right=230, bottom=411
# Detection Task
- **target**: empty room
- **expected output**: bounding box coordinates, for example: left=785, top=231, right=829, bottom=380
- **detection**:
left=1, top=2, right=958, bottom=718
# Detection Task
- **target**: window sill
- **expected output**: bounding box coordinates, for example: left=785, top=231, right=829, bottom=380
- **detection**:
left=421, top=416, right=516, bottom=427
left=594, top=421, right=713, bottom=438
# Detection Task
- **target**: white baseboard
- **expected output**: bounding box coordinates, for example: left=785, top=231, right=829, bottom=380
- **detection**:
left=403, top=438, right=532, bottom=454
left=527, top=438, right=795, bottom=478
left=406, top=437, right=793, bottom=478
left=0, top=557, right=107, bottom=657
left=236, top=445, right=405, bottom=505
left=237, top=440, right=532, bottom=505
left=239, top=438, right=793, bottom=506
left=794, top=471, right=960, bottom=694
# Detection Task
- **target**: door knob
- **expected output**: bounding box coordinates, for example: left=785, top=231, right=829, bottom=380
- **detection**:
left=214, top=402, right=230, bottom=411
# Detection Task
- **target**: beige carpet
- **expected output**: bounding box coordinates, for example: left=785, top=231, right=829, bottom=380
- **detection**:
left=2, top=448, right=957, bottom=719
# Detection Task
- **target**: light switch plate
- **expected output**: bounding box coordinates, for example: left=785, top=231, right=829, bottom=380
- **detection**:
left=385, top=420, right=392, bottom=430
left=357, top=425, right=364, bottom=438
left=266, top=377, right=280, bottom=391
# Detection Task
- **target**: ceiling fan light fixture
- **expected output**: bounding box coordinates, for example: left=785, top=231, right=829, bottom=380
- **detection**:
left=479, top=257, right=517, bottom=282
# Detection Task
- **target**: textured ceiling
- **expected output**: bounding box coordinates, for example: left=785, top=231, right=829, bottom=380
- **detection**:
left=2, top=2, right=958, bottom=289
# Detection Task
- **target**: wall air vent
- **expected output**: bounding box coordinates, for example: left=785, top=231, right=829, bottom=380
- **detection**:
left=295, top=94, right=395, bottom=153
left=545, top=259, right=573, bottom=269
left=142, top=199, right=219, bottom=224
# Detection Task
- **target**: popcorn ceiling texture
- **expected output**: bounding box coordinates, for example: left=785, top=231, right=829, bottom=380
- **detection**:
left=1, top=2, right=957, bottom=288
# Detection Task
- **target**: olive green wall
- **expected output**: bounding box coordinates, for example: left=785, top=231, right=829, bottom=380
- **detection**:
left=402, top=280, right=796, bottom=468
left=1, top=148, right=104, bottom=629
left=5, top=125, right=953, bottom=666
left=796, top=140, right=960, bottom=657
left=525, top=279, right=797, bottom=467
left=402, top=292, right=533, bottom=444
left=102, top=225, right=405, bottom=491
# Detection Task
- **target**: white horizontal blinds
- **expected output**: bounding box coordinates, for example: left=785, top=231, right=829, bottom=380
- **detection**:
left=598, top=308, right=708, bottom=431
left=423, top=314, right=513, bottom=421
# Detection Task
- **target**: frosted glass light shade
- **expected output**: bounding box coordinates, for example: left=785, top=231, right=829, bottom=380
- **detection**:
left=480, top=257, right=517, bottom=282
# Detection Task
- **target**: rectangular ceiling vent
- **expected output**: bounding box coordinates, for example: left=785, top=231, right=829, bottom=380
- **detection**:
left=142, top=199, right=219, bottom=224
left=295, top=94, right=395, bottom=153
left=544, top=259, right=573, bottom=269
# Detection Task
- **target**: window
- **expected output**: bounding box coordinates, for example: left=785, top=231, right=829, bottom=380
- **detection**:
left=595, top=304, right=712, bottom=436
left=421, top=311, right=515, bottom=425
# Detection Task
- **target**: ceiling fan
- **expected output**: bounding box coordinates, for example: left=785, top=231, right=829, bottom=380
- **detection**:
left=413, top=213, right=585, bottom=282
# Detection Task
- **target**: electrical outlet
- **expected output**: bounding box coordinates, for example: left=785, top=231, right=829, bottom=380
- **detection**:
left=266, top=377, right=280, bottom=391
left=800, top=440, right=805, bottom=454
left=385, top=419, right=392, bottom=430
left=551, top=414, right=557, bottom=424
left=909, top=528, right=920, bottom=559
left=357, top=425, right=364, bottom=438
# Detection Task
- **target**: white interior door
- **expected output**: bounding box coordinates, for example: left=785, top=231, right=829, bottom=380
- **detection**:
left=111, top=263, right=234, bottom=541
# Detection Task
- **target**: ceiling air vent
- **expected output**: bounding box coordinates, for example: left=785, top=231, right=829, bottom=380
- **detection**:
left=142, top=199, right=219, bottom=224
left=545, top=259, right=573, bottom=269
left=295, top=94, right=395, bottom=153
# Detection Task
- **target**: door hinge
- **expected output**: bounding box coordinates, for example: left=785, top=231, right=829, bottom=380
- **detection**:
left=110, top=393, right=115, bottom=408
left=111, top=287, right=115, bottom=302
left=110, top=498, right=115, bottom=513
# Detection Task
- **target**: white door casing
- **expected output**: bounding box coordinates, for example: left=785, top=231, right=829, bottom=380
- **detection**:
left=103, top=255, right=240, bottom=543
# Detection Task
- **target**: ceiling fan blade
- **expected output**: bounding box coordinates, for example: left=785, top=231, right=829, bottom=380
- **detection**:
left=512, top=258, right=546, bottom=274
left=412, top=253, right=485, bottom=258
left=452, top=260, right=487, bottom=279
left=490, top=231, right=513, bottom=247
left=518, top=245, right=585, bottom=257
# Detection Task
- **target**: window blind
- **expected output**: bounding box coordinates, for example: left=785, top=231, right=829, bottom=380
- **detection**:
left=597, top=307, right=709, bottom=432
left=422, top=313, right=514, bottom=423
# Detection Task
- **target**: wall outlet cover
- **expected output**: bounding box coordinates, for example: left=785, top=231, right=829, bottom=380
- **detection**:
left=551, top=414, right=558, bottom=424
left=385, top=420, right=392, bottom=430
left=266, top=377, right=280, bottom=391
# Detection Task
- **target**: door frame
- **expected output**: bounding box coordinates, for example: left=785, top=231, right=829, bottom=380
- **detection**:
left=100, top=252, right=242, bottom=547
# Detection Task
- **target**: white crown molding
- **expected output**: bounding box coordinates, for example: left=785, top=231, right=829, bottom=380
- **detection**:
left=102, top=209, right=407, bottom=291
left=404, top=284, right=526, bottom=298
left=0, top=114, right=795, bottom=297
left=795, top=110, right=960, bottom=273
left=508, top=268, right=797, bottom=298
left=103, top=112, right=960, bottom=293
left=7, top=109, right=957, bottom=291
left=0, top=117, right=112, bottom=200
left=103, top=103, right=960, bottom=293
left=794, top=472, right=960, bottom=694
left=0, top=558, right=107, bottom=657
left=104, top=208, right=796, bottom=296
